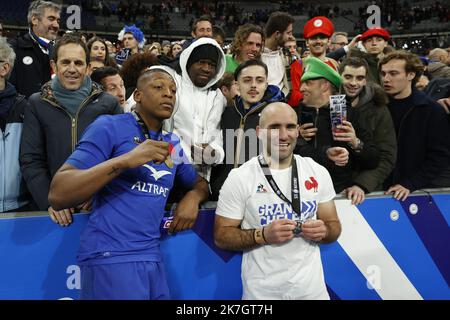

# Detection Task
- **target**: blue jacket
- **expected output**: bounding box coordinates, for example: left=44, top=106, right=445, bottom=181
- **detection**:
left=0, top=84, right=31, bottom=212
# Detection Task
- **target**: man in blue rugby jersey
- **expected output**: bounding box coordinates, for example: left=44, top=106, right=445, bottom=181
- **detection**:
left=48, top=69, right=209, bottom=300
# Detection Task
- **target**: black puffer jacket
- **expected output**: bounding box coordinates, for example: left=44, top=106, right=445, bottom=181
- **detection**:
left=20, top=81, right=123, bottom=210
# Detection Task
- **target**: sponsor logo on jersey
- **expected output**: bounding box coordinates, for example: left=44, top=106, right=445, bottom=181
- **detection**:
left=131, top=181, right=170, bottom=197
left=258, top=201, right=317, bottom=225
left=143, top=164, right=172, bottom=181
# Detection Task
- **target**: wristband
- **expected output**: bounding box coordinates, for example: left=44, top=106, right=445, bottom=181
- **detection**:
left=254, top=227, right=267, bottom=245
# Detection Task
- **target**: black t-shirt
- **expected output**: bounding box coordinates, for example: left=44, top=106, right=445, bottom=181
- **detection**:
left=388, top=91, right=416, bottom=136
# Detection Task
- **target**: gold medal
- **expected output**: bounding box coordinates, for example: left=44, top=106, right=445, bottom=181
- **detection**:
left=165, top=155, right=174, bottom=168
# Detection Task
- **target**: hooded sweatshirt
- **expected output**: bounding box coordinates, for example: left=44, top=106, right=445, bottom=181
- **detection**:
left=155, top=38, right=226, bottom=181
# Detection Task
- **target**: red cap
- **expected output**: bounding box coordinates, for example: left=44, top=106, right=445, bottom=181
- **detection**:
left=361, top=27, right=391, bottom=41
left=303, top=16, right=334, bottom=39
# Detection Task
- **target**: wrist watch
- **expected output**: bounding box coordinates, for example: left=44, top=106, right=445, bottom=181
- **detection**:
left=350, top=138, right=364, bottom=151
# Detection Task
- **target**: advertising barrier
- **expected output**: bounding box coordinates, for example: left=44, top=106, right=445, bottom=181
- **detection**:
left=0, top=190, right=449, bottom=300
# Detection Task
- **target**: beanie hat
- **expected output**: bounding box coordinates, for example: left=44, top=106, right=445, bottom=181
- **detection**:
left=186, top=44, right=220, bottom=71
left=301, top=56, right=342, bottom=89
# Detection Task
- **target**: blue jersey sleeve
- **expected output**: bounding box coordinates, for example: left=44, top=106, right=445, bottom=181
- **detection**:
left=66, top=115, right=116, bottom=170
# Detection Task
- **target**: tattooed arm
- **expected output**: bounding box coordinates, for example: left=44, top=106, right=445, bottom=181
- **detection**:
left=48, top=139, right=170, bottom=210
left=214, top=215, right=297, bottom=251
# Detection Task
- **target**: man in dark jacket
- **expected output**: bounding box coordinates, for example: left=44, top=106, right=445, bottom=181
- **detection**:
left=424, top=77, right=450, bottom=123
left=380, top=50, right=450, bottom=200
left=20, top=34, right=122, bottom=224
left=210, top=60, right=285, bottom=198
left=338, top=57, right=397, bottom=204
left=9, top=0, right=61, bottom=97
left=0, top=37, right=35, bottom=212
left=295, top=57, right=380, bottom=193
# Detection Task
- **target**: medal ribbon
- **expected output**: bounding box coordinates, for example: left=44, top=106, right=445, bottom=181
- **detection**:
left=258, top=154, right=301, bottom=220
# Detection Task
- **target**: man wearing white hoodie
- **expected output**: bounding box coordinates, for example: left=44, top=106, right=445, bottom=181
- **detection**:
left=155, top=38, right=226, bottom=181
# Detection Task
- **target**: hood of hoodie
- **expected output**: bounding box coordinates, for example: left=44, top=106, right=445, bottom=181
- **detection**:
left=179, top=38, right=226, bottom=91
left=356, top=83, right=388, bottom=108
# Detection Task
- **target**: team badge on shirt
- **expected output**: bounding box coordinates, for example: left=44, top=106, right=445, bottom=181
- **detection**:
left=305, top=177, right=318, bottom=192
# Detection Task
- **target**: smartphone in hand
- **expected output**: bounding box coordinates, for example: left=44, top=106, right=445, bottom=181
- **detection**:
left=300, top=111, right=314, bottom=125
left=329, top=94, right=347, bottom=134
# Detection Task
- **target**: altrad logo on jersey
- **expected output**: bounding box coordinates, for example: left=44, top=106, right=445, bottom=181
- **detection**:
left=130, top=164, right=173, bottom=197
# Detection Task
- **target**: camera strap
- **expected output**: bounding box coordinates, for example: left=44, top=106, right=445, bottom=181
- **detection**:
left=258, top=154, right=301, bottom=218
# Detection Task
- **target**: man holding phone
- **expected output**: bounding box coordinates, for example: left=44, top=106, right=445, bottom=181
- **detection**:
left=295, top=57, right=380, bottom=193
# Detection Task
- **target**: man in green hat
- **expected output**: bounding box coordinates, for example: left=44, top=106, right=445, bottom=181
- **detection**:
left=294, top=56, right=380, bottom=193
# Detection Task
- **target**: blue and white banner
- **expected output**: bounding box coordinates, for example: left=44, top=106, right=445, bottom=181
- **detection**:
left=0, top=192, right=448, bottom=300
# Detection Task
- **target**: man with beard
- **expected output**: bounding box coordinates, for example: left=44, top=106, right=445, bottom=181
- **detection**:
left=261, top=12, right=295, bottom=96
left=295, top=57, right=380, bottom=193
left=225, top=24, right=265, bottom=73
left=9, top=0, right=61, bottom=97
left=214, top=102, right=341, bottom=300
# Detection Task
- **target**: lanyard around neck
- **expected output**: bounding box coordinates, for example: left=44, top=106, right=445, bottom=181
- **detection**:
left=132, top=110, right=157, bottom=140
left=258, top=154, right=301, bottom=218
left=132, top=110, right=175, bottom=168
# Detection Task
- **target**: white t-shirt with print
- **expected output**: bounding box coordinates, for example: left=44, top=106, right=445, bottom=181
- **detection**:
left=216, top=155, right=336, bottom=300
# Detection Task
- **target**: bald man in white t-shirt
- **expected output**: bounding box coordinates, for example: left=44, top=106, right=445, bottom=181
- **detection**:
left=214, top=102, right=341, bottom=300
